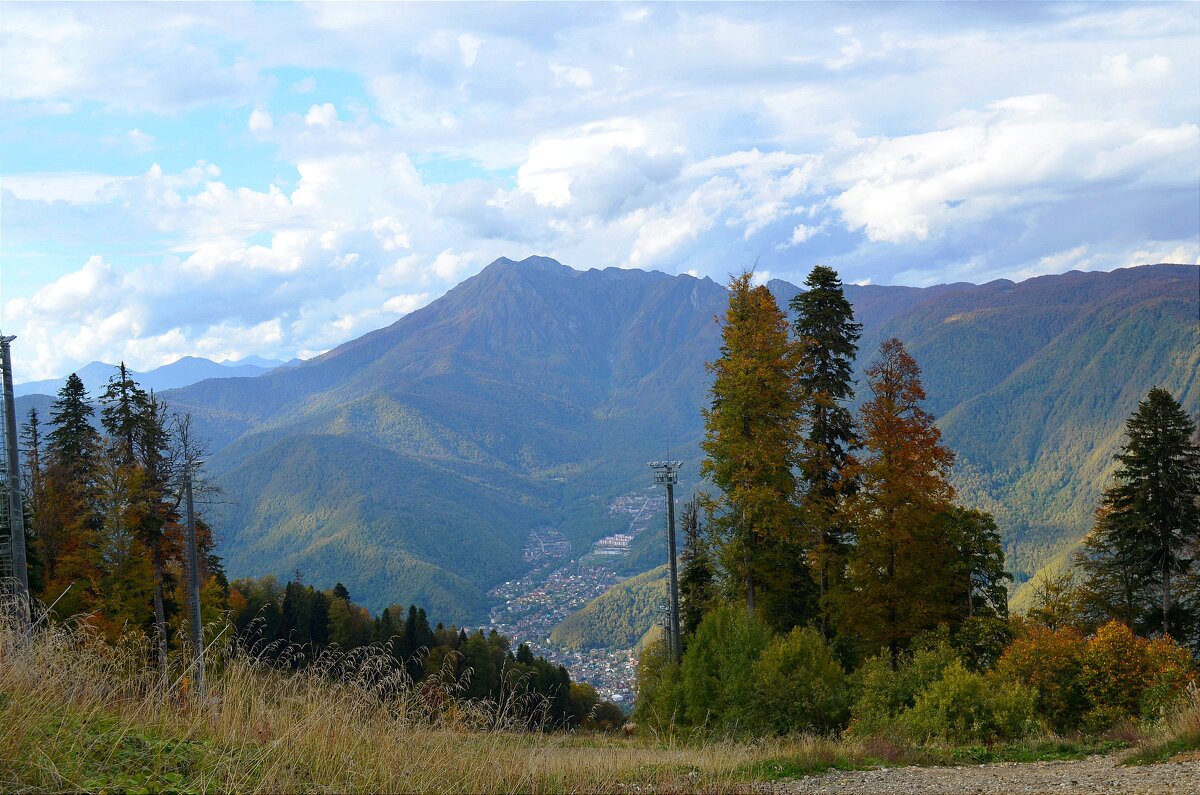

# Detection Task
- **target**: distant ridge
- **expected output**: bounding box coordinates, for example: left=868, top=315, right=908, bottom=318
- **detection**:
left=14, top=355, right=298, bottom=397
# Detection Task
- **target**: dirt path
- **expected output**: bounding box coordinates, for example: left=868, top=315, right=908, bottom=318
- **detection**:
left=762, top=754, right=1200, bottom=794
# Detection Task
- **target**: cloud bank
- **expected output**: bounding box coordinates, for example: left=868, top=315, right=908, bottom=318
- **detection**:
left=1, top=2, right=1197, bottom=380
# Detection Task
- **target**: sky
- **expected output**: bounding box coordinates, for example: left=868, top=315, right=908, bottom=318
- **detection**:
left=1, top=2, right=1197, bottom=382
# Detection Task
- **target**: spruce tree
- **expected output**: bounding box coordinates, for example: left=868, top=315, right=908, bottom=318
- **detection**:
left=790, top=265, right=862, bottom=636
left=47, top=373, right=102, bottom=482
left=940, top=506, right=1010, bottom=620
left=99, top=362, right=148, bottom=465
left=41, top=373, right=104, bottom=615
left=701, top=272, right=810, bottom=626
left=1080, top=387, right=1200, bottom=636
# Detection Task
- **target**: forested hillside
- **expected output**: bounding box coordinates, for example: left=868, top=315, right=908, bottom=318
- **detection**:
left=550, top=566, right=668, bottom=651
left=17, top=258, right=1194, bottom=623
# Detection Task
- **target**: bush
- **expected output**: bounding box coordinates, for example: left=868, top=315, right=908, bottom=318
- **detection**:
left=848, top=642, right=958, bottom=737
left=995, top=625, right=1088, bottom=733
left=904, top=661, right=1038, bottom=743
left=677, top=604, right=771, bottom=735
left=632, top=639, right=681, bottom=734
left=997, top=620, right=1197, bottom=735
left=750, top=627, right=848, bottom=735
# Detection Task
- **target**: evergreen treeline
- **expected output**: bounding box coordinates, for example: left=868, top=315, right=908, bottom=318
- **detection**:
left=228, top=574, right=623, bottom=730
left=636, top=266, right=1200, bottom=740
left=12, top=366, right=225, bottom=670
left=6, top=364, right=620, bottom=732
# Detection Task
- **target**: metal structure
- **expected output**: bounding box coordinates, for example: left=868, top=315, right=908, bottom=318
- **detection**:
left=1, top=335, right=31, bottom=630
left=649, top=459, right=682, bottom=661
left=183, top=461, right=205, bottom=698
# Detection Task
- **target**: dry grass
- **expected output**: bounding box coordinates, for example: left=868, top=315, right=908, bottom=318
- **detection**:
left=1124, top=682, right=1200, bottom=765
left=0, top=610, right=868, bottom=793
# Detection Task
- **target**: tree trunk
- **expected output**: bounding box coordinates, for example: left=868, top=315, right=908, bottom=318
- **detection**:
left=966, top=568, right=974, bottom=618
left=746, top=569, right=756, bottom=615
left=152, top=551, right=168, bottom=679
left=1162, top=557, right=1172, bottom=636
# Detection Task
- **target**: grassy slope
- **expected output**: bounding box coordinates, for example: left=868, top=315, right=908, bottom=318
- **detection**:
left=4, top=619, right=1181, bottom=794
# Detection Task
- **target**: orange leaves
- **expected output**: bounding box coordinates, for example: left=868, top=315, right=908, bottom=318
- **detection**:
left=998, top=620, right=1197, bottom=732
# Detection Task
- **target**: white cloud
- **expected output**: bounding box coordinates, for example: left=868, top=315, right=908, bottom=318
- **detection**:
left=2, top=2, right=1197, bottom=379
left=517, top=119, right=648, bottom=207
left=248, top=107, right=274, bottom=132
left=127, top=128, right=155, bottom=151
left=550, top=63, right=594, bottom=88
left=304, top=102, right=338, bottom=127
left=457, top=34, right=482, bottom=68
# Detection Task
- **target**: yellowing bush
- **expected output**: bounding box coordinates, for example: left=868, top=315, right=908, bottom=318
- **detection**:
left=997, top=620, right=1196, bottom=735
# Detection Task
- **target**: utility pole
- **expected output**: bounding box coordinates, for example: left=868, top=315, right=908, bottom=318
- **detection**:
left=649, top=459, right=682, bottom=661
left=1, top=335, right=31, bottom=630
left=183, top=460, right=205, bottom=698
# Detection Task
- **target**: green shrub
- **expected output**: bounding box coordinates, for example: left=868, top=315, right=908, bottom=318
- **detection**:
left=632, top=639, right=682, bottom=734
left=678, top=604, right=772, bottom=735
left=750, top=627, right=848, bottom=735
left=848, top=642, right=957, bottom=737
left=904, top=661, right=1037, bottom=743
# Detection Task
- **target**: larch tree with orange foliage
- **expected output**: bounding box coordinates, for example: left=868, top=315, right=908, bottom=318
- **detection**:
left=833, top=337, right=957, bottom=662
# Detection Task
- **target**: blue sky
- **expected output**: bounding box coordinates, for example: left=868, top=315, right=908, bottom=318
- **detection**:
left=1, top=1, right=1197, bottom=381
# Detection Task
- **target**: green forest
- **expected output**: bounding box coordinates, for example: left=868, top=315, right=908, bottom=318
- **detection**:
left=635, top=266, right=1200, bottom=744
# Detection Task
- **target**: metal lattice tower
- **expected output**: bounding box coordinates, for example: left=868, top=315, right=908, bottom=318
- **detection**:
left=649, top=459, right=683, bottom=661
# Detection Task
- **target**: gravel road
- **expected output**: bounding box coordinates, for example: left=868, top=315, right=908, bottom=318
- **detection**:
left=762, top=754, right=1200, bottom=794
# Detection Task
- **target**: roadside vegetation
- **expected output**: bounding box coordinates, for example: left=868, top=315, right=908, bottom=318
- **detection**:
left=4, top=609, right=1199, bottom=794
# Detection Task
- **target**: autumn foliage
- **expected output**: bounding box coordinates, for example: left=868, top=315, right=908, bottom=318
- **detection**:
left=998, top=620, right=1196, bottom=734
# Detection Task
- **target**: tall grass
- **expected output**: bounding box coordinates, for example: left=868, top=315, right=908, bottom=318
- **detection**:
left=0, top=604, right=868, bottom=793
left=1124, top=683, right=1200, bottom=765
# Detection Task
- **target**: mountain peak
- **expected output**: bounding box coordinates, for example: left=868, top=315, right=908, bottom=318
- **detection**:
left=485, top=255, right=571, bottom=274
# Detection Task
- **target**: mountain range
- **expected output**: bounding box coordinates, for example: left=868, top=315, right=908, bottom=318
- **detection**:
left=14, top=257, right=1198, bottom=625
left=14, top=355, right=299, bottom=398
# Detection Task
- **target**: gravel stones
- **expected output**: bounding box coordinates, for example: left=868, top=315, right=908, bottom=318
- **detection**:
left=765, top=754, right=1200, bottom=795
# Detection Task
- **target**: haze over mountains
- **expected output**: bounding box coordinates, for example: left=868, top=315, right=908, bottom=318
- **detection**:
left=14, top=355, right=298, bottom=398
left=15, top=257, right=1198, bottom=625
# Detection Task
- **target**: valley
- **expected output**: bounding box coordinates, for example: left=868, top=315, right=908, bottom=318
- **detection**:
left=486, top=489, right=667, bottom=705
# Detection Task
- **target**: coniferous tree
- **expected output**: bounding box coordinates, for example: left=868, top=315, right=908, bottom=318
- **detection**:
left=47, top=373, right=102, bottom=482
left=1075, top=504, right=1148, bottom=631
left=678, top=495, right=715, bottom=640
left=701, top=272, right=810, bottom=626
left=99, top=362, right=148, bottom=465
left=41, top=373, right=104, bottom=615
left=1079, top=388, right=1200, bottom=637
left=21, top=408, right=42, bottom=498
left=790, top=265, right=862, bottom=637
left=834, top=338, right=957, bottom=662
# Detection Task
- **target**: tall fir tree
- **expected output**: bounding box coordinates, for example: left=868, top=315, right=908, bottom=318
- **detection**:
left=99, top=362, right=149, bottom=465
left=40, top=373, right=104, bottom=616
left=789, top=265, right=862, bottom=637
left=1079, top=387, right=1200, bottom=637
left=701, top=272, right=811, bottom=627
left=834, top=338, right=957, bottom=662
